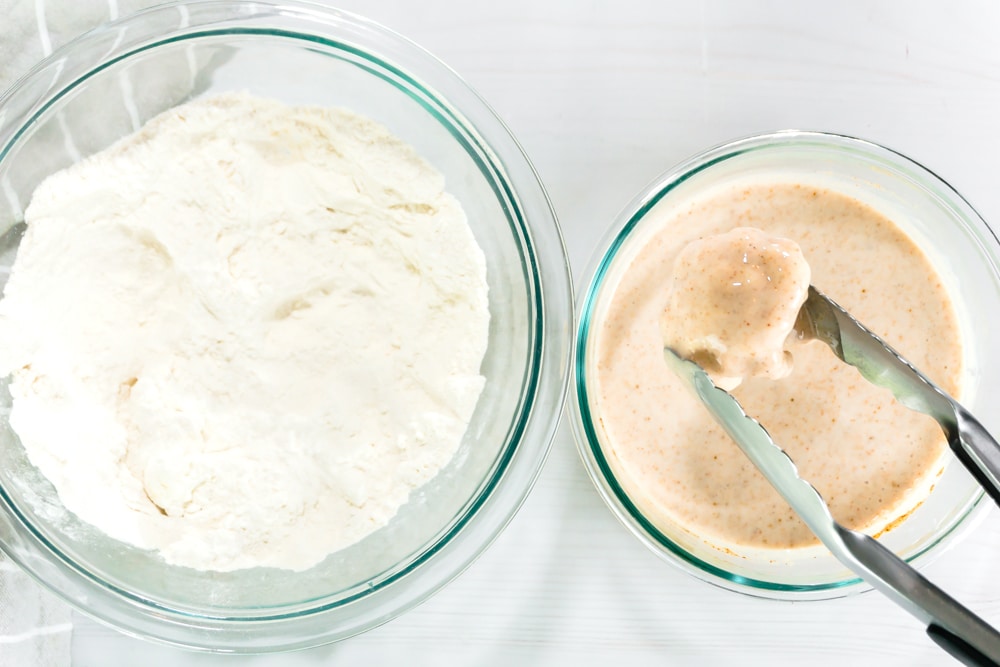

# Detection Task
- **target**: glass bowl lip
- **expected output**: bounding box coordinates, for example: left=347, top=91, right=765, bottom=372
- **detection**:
left=570, top=129, right=994, bottom=599
left=0, top=0, right=573, bottom=648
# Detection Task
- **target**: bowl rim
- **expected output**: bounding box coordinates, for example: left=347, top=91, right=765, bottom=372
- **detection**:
left=0, top=0, right=574, bottom=651
left=570, top=129, right=995, bottom=600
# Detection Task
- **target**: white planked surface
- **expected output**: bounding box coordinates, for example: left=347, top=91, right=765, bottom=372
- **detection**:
left=70, top=1, right=1000, bottom=665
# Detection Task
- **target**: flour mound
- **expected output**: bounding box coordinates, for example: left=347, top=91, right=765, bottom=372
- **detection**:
left=0, top=93, right=489, bottom=572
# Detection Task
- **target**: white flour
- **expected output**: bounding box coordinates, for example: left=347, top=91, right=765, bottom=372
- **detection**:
left=0, top=93, right=489, bottom=572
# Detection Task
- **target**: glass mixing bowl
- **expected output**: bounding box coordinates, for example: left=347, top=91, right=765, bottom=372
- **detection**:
left=0, top=0, right=572, bottom=652
left=571, top=131, right=1000, bottom=599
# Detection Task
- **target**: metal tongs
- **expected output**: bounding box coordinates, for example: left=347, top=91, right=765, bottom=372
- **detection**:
left=664, top=286, right=1000, bottom=667
left=797, top=286, right=1000, bottom=503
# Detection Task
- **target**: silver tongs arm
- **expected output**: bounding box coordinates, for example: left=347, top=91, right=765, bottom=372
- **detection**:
left=664, top=350, right=1000, bottom=666
left=798, top=286, right=1000, bottom=506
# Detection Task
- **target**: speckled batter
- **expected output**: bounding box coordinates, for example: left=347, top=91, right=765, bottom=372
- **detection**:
left=590, top=183, right=962, bottom=550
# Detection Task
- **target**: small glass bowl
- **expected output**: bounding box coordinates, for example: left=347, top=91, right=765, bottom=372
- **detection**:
left=571, top=131, right=1000, bottom=599
left=0, top=0, right=572, bottom=652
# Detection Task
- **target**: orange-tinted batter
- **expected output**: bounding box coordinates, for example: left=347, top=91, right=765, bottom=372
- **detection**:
left=590, top=182, right=961, bottom=550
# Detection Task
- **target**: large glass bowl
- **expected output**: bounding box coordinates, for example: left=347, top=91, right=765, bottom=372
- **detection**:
left=0, top=0, right=572, bottom=652
left=571, top=131, right=1000, bottom=599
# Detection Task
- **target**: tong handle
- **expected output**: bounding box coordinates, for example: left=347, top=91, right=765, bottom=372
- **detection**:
left=665, top=347, right=1000, bottom=666
left=930, top=625, right=1000, bottom=667
left=834, top=527, right=1000, bottom=665
left=949, top=406, right=1000, bottom=508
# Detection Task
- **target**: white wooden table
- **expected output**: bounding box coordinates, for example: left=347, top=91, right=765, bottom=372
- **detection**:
left=71, top=1, right=1000, bottom=664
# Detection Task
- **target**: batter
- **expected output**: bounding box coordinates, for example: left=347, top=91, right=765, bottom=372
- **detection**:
left=590, top=183, right=961, bottom=549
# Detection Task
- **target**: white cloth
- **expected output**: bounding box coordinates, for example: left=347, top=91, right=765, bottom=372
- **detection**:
left=0, top=2, right=166, bottom=665
left=0, top=1, right=163, bottom=93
